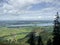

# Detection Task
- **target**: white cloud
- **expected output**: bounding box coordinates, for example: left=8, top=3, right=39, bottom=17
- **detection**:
left=0, top=0, right=60, bottom=20
left=1, top=0, right=55, bottom=10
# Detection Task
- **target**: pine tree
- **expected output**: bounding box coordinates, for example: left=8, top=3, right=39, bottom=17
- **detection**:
left=53, top=12, right=60, bottom=45
left=37, top=34, right=43, bottom=45
left=27, top=32, right=35, bottom=45
left=47, top=39, right=52, bottom=45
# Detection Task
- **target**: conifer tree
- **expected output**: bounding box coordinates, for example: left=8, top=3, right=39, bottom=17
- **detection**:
left=47, top=39, right=52, bottom=45
left=37, top=34, right=43, bottom=45
left=27, top=32, right=35, bottom=45
left=53, top=12, right=60, bottom=45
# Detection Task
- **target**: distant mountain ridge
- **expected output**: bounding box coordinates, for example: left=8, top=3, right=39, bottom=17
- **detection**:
left=0, top=20, right=53, bottom=27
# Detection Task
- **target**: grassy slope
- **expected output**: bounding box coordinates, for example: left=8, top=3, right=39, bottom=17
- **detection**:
left=0, top=27, right=33, bottom=40
left=0, top=26, right=53, bottom=45
left=20, top=26, right=53, bottom=45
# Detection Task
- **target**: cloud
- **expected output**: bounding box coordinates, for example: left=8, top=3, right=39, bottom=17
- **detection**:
left=0, top=0, right=60, bottom=20
left=0, top=0, right=55, bottom=10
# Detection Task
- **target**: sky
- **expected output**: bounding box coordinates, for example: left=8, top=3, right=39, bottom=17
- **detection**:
left=0, top=0, right=60, bottom=20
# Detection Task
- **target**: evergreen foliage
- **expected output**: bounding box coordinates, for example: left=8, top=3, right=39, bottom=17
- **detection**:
left=47, top=39, right=52, bottom=45
left=37, top=35, right=43, bottom=45
left=53, top=12, right=60, bottom=45
left=27, top=32, right=35, bottom=45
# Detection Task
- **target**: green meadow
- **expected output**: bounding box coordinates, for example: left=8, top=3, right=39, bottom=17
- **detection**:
left=0, top=27, right=33, bottom=40
left=0, top=26, right=53, bottom=45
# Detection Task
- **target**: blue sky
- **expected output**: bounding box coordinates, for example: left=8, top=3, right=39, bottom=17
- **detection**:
left=0, top=0, right=60, bottom=20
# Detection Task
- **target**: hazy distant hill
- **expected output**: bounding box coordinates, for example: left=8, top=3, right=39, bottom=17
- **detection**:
left=0, top=20, right=53, bottom=27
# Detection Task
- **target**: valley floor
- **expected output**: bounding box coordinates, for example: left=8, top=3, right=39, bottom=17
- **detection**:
left=0, top=26, right=53, bottom=45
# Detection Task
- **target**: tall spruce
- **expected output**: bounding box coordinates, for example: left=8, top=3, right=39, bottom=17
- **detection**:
left=27, top=32, right=35, bottom=45
left=37, top=34, right=43, bottom=45
left=47, top=39, right=52, bottom=45
left=53, top=12, right=60, bottom=45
